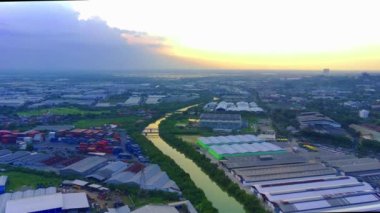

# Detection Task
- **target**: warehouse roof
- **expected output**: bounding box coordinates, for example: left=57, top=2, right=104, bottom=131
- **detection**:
left=222, top=153, right=306, bottom=169
left=339, top=162, right=380, bottom=173
left=253, top=176, right=359, bottom=194
left=60, top=156, right=108, bottom=174
left=325, top=157, right=378, bottom=168
left=131, top=204, right=178, bottom=213
left=5, top=192, right=89, bottom=213
left=87, top=161, right=129, bottom=181
left=209, top=142, right=284, bottom=155
left=0, top=187, right=57, bottom=213
left=242, top=168, right=337, bottom=183
left=265, top=182, right=374, bottom=202
left=198, top=134, right=261, bottom=146
left=275, top=191, right=380, bottom=213
left=0, top=176, right=7, bottom=186
left=234, top=163, right=326, bottom=177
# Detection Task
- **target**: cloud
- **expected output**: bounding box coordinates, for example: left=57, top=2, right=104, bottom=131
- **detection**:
left=0, top=2, right=201, bottom=71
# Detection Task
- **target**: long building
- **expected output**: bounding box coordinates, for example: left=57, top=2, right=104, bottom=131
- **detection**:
left=199, top=113, right=242, bottom=131
left=197, top=134, right=261, bottom=148
left=60, top=156, right=108, bottom=176
left=207, top=142, right=285, bottom=160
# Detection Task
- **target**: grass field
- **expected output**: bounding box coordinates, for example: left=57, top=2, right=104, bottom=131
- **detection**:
left=18, top=107, right=109, bottom=116
left=0, top=171, right=62, bottom=192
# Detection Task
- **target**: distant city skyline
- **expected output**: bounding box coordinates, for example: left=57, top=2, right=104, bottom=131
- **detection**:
left=1, top=1, right=380, bottom=72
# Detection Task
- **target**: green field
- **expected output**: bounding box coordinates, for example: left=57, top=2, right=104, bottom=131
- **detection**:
left=1, top=171, right=62, bottom=192
left=18, top=107, right=109, bottom=116
left=74, top=116, right=145, bottom=132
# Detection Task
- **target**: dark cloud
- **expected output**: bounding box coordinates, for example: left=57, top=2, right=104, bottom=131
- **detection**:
left=0, top=2, right=199, bottom=71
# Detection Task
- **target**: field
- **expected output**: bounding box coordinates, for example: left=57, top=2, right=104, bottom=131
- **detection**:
left=18, top=107, right=109, bottom=116
left=0, top=171, right=62, bottom=192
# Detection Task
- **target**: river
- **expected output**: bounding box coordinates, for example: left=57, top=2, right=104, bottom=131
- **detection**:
left=144, top=107, right=245, bottom=213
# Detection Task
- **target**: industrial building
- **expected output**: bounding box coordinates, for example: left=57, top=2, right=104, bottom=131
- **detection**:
left=145, top=95, right=165, bottom=105
left=297, top=112, right=341, bottom=128
left=0, top=176, right=7, bottom=194
left=0, top=151, right=30, bottom=164
left=204, top=101, right=264, bottom=112
left=197, top=134, right=261, bottom=148
left=87, top=161, right=129, bottom=181
left=106, top=164, right=180, bottom=192
left=60, top=156, right=108, bottom=176
left=0, top=187, right=89, bottom=213
left=124, top=96, right=141, bottom=106
left=199, top=113, right=243, bottom=131
left=322, top=156, right=380, bottom=176
left=4, top=192, right=89, bottom=213
left=273, top=191, right=380, bottom=213
left=207, top=142, right=285, bottom=160
left=222, top=153, right=307, bottom=171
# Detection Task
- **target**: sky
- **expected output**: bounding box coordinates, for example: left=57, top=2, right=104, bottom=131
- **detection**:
left=1, top=0, right=380, bottom=72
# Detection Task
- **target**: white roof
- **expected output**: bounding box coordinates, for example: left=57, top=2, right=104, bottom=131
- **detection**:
left=5, top=193, right=63, bottom=213
left=198, top=134, right=261, bottom=145
left=62, top=193, right=90, bottom=210
left=131, top=204, right=178, bottom=213
left=208, top=142, right=283, bottom=155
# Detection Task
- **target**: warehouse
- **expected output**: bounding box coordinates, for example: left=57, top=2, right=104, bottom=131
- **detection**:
left=207, top=142, right=285, bottom=160
left=0, top=151, right=30, bottom=164
left=0, top=176, right=7, bottom=194
left=264, top=182, right=373, bottom=203
left=87, top=161, right=129, bottom=181
left=124, top=96, right=141, bottom=106
left=60, top=156, right=108, bottom=176
left=323, top=156, right=380, bottom=176
left=4, top=192, right=89, bottom=213
left=273, top=191, right=380, bottom=213
left=222, top=153, right=306, bottom=171
left=12, top=153, right=50, bottom=167
left=0, top=150, right=11, bottom=158
left=199, top=113, right=242, bottom=131
left=197, top=134, right=261, bottom=148
left=241, top=167, right=337, bottom=185
left=106, top=164, right=180, bottom=192
left=233, top=163, right=327, bottom=180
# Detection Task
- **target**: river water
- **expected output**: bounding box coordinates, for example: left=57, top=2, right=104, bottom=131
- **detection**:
left=144, top=108, right=245, bottom=213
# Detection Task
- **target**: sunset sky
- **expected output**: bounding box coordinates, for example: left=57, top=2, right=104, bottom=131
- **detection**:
left=1, top=0, right=380, bottom=71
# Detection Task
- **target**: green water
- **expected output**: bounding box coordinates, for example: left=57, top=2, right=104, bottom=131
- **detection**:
left=144, top=108, right=245, bottom=213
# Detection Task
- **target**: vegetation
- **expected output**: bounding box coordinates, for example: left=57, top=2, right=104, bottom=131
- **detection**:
left=0, top=166, right=62, bottom=191
left=18, top=107, right=109, bottom=116
left=74, top=116, right=145, bottom=132
left=132, top=133, right=218, bottom=213
left=357, top=139, right=380, bottom=157
left=159, top=114, right=267, bottom=213
left=108, top=184, right=179, bottom=208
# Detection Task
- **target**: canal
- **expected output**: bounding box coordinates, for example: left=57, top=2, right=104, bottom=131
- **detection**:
left=144, top=107, right=245, bottom=213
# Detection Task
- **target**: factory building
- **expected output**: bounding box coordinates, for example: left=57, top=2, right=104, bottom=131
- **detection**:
left=0, top=187, right=89, bottom=213
left=60, top=156, right=108, bottom=176
left=106, top=164, right=180, bottom=192
left=297, top=112, right=341, bottom=128
left=197, top=134, right=261, bottom=148
left=207, top=142, right=285, bottom=160
left=199, top=113, right=242, bottom=131
left=87, top=161, right=129, bottom=181
left=0, top=176, right=7, bottom=194
left=273, top=191, right=380, bottom=213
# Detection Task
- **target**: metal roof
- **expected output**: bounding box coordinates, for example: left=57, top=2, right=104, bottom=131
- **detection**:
left=0, top=176, right=7, bottom=186
left=198, top=134, right=261, bottom=145
left=87, top=161, right=129, bottom=181
left=234, top=163, right=326, bottom=177
left=242, top=168, right=337, bottom=183
left=223, top=153, right=306, bottom=169
left=60, top=156, right=107, bottom=174
left=275, top=191, right=380, bottom=213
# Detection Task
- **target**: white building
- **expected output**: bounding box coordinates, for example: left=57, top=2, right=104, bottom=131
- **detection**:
left=359, top=109, right=370, bottom=118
